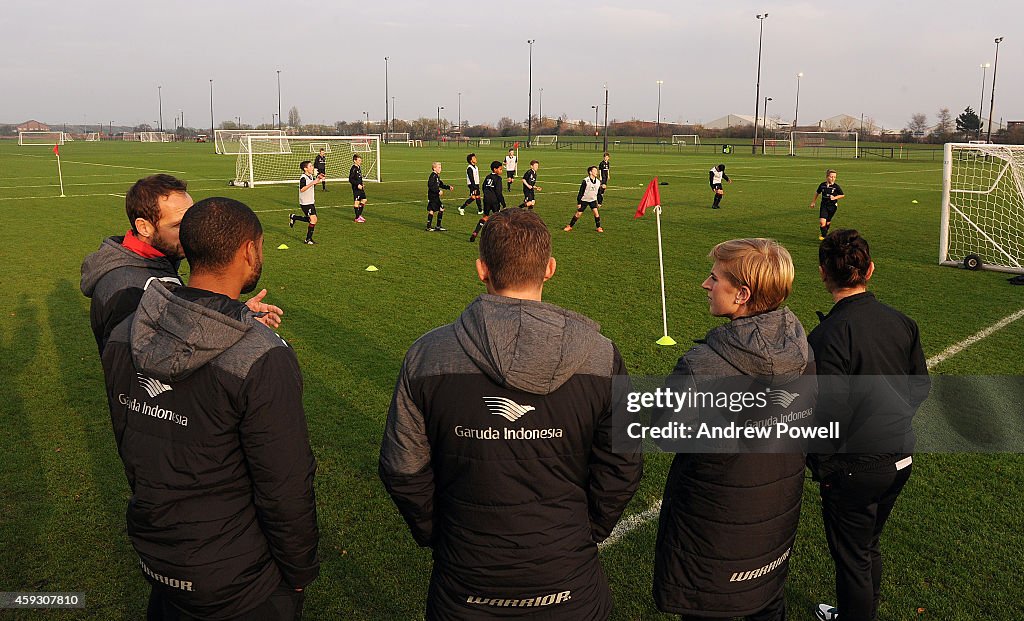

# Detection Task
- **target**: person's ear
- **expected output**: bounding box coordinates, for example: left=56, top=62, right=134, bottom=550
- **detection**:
left=735, top=285, right=751, bottom=306
left=476, top=258, right=489, bottom=284
left=543, top=257, right=556, bottom=282
left=865, top=261, right=875, bottom=281
left=135, top=218, right=154, bottom=238
left=818, top=265, right=826, bottom=282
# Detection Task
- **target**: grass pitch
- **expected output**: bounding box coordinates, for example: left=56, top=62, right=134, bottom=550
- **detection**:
left=0, top=140, right=1022, bottom=620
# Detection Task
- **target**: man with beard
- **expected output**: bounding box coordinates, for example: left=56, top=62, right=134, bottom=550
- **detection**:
left=101, top=197, right=320, bottom=620
left=81, top=174, right=282, bottom=355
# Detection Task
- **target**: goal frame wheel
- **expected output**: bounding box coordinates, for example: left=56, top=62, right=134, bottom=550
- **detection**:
left=963, top=254, right=983, bottom=271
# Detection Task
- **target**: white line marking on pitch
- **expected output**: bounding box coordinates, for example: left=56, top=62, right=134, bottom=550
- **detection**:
left=598, top=500, right=662, bottom=550
left=600, top=306, right=1024, bottom=550
left=926, top=307, right=1024, bottom=370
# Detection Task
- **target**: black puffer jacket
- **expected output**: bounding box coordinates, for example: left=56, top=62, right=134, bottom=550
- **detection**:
left=81, top=235, right=182, bottom=354
left=654, top=308, right=815, bottom=617
left=102, top=281, right=319, bottom=619
left=380, top=294, right=642, bottom=620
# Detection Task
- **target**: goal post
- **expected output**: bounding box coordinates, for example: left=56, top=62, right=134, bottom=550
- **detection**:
left=790, top=131, right=859, bottom=158
left=214, top=129, right=286, bottom=155
left=384, top=132, right=410, bottom=144
left=232, top=135, right=381, bottom=187
left=84, top=132, right=100, bottom=141
left=762, top=139, right=792, bottom=155
left=671, top=134, right=701, bottom=146
left=532, top=135, right=557, bottom=146
left=19, top=131, right=64, bottom=146
left=940, top=143, right=1024, bottom=274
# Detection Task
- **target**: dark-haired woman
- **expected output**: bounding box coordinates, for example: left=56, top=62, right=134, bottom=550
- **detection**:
left=808, top=229, right=930, bottom=621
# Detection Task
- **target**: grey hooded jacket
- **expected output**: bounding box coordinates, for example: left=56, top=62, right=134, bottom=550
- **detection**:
left=380, top=294, right=642, bottom=620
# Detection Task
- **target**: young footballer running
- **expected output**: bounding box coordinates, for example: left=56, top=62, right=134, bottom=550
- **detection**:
left=459, top=153, right=483, bottom=216
left=709, top=163, right=731, bottom=209
left=290, top=160, right=322, bottom=244
left=504, top=148, right=518, bottom=191
left=427, top=162, right=454, bottom=231
left=564, top=166, right=603, bottom=233
left=597, top=152, right=610, bottom=207
left=314, top=148, right=328, bottom=191
left=350, top=155, right=367, bottom=222
left=810, top=169, right=845, bottom=240
left=469, top=161, right=507, bottom=242
left=517, top=160, right=542, bottom=210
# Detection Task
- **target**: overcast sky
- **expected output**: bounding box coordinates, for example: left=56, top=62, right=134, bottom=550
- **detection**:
left=3, top=0, right=1020, bottom=131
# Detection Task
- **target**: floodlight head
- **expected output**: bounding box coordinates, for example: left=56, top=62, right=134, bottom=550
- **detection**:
left=995, top=36, right=1003, bottom=43
left=798, top=72, right=804, bottom=77
left=981, top=63, right=991, bottom=68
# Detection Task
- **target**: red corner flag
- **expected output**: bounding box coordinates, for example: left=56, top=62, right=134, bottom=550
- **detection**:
left=635, top=177, right=661, bottom=218
left=513, top=141, right=520, bottom=149
left=53, top=144, right=59, bottom=156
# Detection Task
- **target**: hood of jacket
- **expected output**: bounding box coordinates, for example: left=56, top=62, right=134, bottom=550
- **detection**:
left=130, top=280, right=251, bottom=383
left=80, top=236, right=178, bottom=297
left=454, top=294, right=607, bottom=396
left=702, top=307, right=810, bottom=385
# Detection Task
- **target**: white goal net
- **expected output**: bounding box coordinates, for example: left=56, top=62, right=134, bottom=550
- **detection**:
left=384, top=132, right=410, bottom=143
left=762, top=139, right=792, bottom=155
left=19, top=131, right=63, bottom=146
left=790, top=132, right=859, bottom=158
left=138, top=131, right=172, bottom=143
left=532, top=135, right=557, bottom=146
left=215, top=129, right=286, bottom=155
left=232, top=135, right=381, bottom=187
left=672, top=134, right=701, bottom=146
left=84, top=132, right=100, bottom=141
left=940, top=143, right=1024, bottom=274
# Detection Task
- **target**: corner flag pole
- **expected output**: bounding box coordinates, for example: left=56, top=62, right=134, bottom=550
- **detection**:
left=654, top=205, right=676, bottom=346
left=54, top=144, right=66, bottom=197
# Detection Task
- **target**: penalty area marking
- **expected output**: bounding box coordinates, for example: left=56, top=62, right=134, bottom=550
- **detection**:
left=599, top=306, right=1024, bottom=550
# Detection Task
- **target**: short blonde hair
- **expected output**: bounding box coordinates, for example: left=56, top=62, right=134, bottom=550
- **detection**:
left=710, top=238, right=794, bottom=314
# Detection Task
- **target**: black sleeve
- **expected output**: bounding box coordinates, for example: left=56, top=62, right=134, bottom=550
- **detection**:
left=349, top=166, right=359, bottom=185
left=815, top=182, right=826, bottom=196
left=300, top=175, right=313, bottom=190
left=92, top=286, right=144, bottom=354
left=428, top=174, right=439, bottom=194
left=807, top=321, right=855, bottom=452
left=587, top=347, right=643, bottom=542
left=101, top=330, right=138, bottom=491
left=466, top=166, right=473, bottom=185
left=722, top=173, right=730, bottom=182
left=379, top=357, right=436, bottom=547
left=496, top=176, right=505, bottom=207
left=709, top=171, right=715, bottom=187
left=238, top=347, right=320, bottom=588
left=906, top=319, right=931, bottom=408
left=577, top=180, right=587, bottom=203
left=834, top=184, right=844, bottom=195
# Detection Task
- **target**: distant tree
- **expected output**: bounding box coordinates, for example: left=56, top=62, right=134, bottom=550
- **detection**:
left=496, top=117, right=519, bottom=136
left=287, top=106, right=301, bottom=128
left=931, top=108, right=953, bottom=142
left=906, top=113, right=928, bottom=140
left=134, top=123, right=154, bottom=132
left=955, top=107, right=982, bottom=137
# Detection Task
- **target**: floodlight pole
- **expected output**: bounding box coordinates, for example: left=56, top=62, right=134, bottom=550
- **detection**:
left=656, top=80, right=664, bottom=139
left=458, top=91, right=462, bottom=135
left=978, top=63, right=990, bottom=140
left=276, top=70, right=283, bottom=130
left=437, top=106, right=444, bottom=142
left=158, top=85, right=163, bottom=133
left=384, top=57, right=389, bottom=142
left=592, top=106, right=599, bottom=138
left=763, top=97, right=773, bottom=151
left=794, top=72, right=803, bottom=128
left=987, top=37, right=1002, bottom=143
left=527, top=39, right=535, bottom=147
left=209, top=79, right=215, bottom=141
left=752, top=13, right=767, bottom=154
left=602, top=85, right=609, bottom=152
left=539, top=88, right=543, bottom=126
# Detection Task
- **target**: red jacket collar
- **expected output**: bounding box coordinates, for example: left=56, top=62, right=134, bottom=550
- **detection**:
left=122, top=230, right=167, bottom=259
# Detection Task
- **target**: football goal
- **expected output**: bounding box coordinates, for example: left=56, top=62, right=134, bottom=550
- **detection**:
left=762, top=139, right=792, bottom=155
left=532, top=135, right=557, bottom=146
left=790, top=131, right=859, bottom=158
left=384, top=132, right=410, bottom=143
left=478, top=138, right=491, bottom=146
left=215, top=129, right=286, bottom=155
left=939, top=143, right=1024, bottom=274
left=232, top=135, right=381, bottom=187
left=671, top=134, right=701, bottom=146
left=19, top=131, right=63, bottom=146
left=138, top=131, right=171, bottom=143
left=84, top=132, right=100, bottom=141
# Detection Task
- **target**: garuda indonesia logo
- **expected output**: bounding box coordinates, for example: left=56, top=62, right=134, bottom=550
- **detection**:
left=765, top=388, right=800, bottom=407
left=137, top=373, right=173, bottom=398
left=483, top=397, right=536, bottom=422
